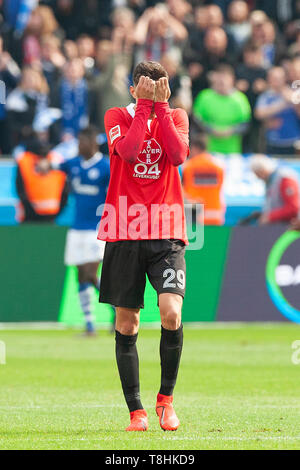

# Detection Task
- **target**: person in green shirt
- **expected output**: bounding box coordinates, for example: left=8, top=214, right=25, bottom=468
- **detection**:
left=193, top=64, right=251, bottom=154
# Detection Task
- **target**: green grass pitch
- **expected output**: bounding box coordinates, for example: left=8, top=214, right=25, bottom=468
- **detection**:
left=0, top=325, right=300, bottom=450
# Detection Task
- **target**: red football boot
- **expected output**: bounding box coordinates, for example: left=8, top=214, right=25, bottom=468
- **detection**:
left=156, top=394, right=180, bottom=431
left=126, top=409, right=148, bottom=431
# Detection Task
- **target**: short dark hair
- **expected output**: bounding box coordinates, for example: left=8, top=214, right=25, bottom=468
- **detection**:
left=79, top=125, right=99, bottom=140
left=214, top=63, right=235, bottom=78
left=191, top=134, right=207, bottom=152
left=133, top=61, right=168, bottom=86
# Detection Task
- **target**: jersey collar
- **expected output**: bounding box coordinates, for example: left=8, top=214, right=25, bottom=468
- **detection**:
left=80, top=152, right=103, bottom=169
left=126, top=103, right=152, bottom=132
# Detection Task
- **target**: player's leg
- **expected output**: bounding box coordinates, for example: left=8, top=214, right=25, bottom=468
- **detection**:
left=79, top=262, right=99, bottom=289
left=99, top=241, right=148, bottom=430
left=85, top=240, right=116, bottom=330
left=146, top=239, right=186, bottom=431
left=64, top=230, right=97, bottom=335
left=156, top=293, right=183, bottom=430
left=159, top=292, right=183, bottom=396
left=115, top=307, right=147, bottom=430
left=77, top=263, right=97, bottom=334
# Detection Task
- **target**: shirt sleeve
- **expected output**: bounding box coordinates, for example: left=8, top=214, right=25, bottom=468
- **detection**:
left=104, top=100, right=153, bottom=163
left=154, top=103, right=189, bottom=166
left=268, top=177, right=300, bottom=222
left=104, top=107, right=130, bottom=155
left=52, top=159, right=70, bottom=174
left=238, top=92, right=252, bottom=123
left=255, top=93, right=268, bottom=112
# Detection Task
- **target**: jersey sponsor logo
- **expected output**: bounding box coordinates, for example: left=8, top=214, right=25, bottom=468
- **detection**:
left=134, top=139, right=162, bottom=179
left=109, top=125, right=121, bottom=143
left=137, top=139, right=162, bottom=164
left=72, top=177, right=100, bottom=195
left=88, top=168, right=100, bottom=180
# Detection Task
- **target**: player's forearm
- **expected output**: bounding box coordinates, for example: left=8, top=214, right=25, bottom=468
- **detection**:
left=115, top=99, right=153, bottom=164
left=154, top=102, right=188, bottom=166
left=255, top=101, right=287, bottom=120
left=267, top=205, right=299, bottom=223
left=268, top=180, right=300, bottom=222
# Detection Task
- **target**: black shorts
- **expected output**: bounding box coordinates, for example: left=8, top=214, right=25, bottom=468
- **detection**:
left=99, top=239, right=186, bottom=309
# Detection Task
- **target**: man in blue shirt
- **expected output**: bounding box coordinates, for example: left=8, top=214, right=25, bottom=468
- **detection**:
left=255, top=67, right=300, bottom=155
left=40, top=126, right=111, bottom=334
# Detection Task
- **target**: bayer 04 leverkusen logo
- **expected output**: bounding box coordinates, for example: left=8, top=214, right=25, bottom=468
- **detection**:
left=137, top=139, right=162, bottom=165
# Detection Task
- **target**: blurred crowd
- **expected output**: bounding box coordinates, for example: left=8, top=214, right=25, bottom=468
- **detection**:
left=0, top=0, right=300, bottom=158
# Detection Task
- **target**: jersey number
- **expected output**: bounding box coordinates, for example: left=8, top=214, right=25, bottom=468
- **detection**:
left=163, top=269, right=185, bottom=290
left=134, top=163, right=160, bottom=176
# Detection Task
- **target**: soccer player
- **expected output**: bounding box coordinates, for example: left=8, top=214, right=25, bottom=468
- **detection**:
left=40, top=126, right=111, bottom=335
left=97, top=61, right=189, bottom=431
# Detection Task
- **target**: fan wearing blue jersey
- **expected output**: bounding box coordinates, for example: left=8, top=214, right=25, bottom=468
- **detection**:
left=39, top=126, right=111, bottom=335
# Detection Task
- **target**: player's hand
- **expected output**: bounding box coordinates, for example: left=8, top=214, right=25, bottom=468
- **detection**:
left=154, top=77, right=171, bottom=103
left=259, top=213, right=269, bottom=225
left=135, top=75, right=156, bottom=101
left=290, top=218, right=300, bottom=231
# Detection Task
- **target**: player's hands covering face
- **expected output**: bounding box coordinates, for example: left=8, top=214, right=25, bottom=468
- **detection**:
left=154, top=77, right=171, bottom=103
left=135, top=75, right=156, bottom=101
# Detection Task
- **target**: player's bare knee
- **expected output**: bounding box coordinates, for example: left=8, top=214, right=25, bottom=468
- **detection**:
left=118, top=322, right=139, bottom=336
left=160, top=301, right=182, bottom=329
left=116, top=308, right=140, bottom=336
left=159, top=294, right=182, bottom=330
left=161, top=310, right=181, bottom=330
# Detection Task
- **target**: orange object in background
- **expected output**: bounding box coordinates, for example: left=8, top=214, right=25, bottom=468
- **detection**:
left=183, top=152, right=225, bottom=225
left=17, top=151, right=66, bottom=217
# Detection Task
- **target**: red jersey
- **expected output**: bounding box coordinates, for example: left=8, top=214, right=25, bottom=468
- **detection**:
left=97, top=99, right=189, bottom=243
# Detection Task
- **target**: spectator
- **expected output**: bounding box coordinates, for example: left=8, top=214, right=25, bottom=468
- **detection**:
left=0, top=34, right=21, bottom=154
left=40, top=34, right=65, bottom=87
left=16, top=136, right=68, bottom=223
left=251, top=14, right=286, bottom=68
left=237, top=43, right=267, bottom=109
left=52, top=0, right=81, bottom=40
left=63, top=39, right=79, bottom=61
left=193, top=64, right=251, bottom=154
left=236, top=43, right=267, bottom=151
left=134, top=3, right=187, bottom=64
left=250, top=154, right=300, bottom=224
left=289, top=28, right=300, bottom=58
left=255, top=0, right=299, bottom=31
left=160, top=51, right=192, bottom=113
left=187, top=26, right=238, bottom=98
left=184, top=4, right=236, bottom=62
left=183, top=134, right=225, bottom=225
left=166, top=0, right=193, bottom=25
left=111, top=6, right=135, bottom=49
left=226, top=1, right=251, bottom=49
left=93, top=40, right=113, bottom=76
left=76, top=34, right=96, bottom=78
left=6, top=65, right=49, bottom=147
left=50, top=58, right=94, bottom=140
left=23, top=5, right=61, bottom=65
left=2, top=0, right=38, bottom=37
left=91, top=29, right=132, bottom=132
left=255, top=66, right=300, bottom=155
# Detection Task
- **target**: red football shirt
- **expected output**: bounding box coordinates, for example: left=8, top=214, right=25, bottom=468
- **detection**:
left=98, top=100, right=189, bottom=243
